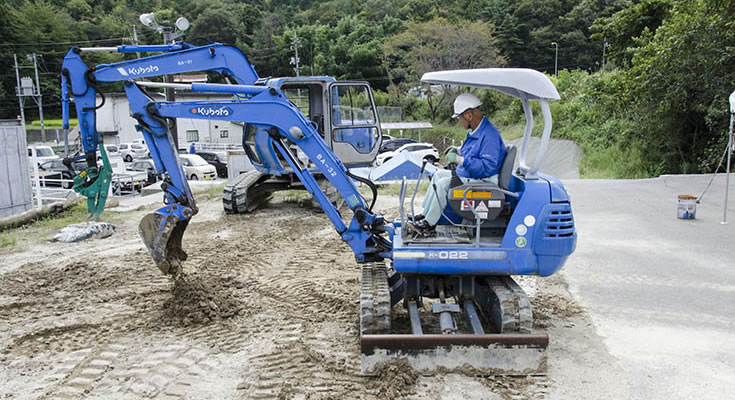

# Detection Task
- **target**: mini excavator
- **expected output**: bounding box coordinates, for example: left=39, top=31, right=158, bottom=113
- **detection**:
left=115, top=67, right=576, bottom=372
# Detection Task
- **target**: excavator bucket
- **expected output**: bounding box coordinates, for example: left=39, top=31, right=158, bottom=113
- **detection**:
left=138, top=209, right=191, bottom=276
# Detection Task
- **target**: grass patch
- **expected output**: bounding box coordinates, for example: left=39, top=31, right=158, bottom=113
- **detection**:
left=579, top=142, right=662, bottom=179
left=371, top=181, right=429, bottom=197
left=30, top=201, right=91, bottom=229
left=1, top=234, right=16, bottom=248
left=27, top=119, right=77, bottom=129
left=193, top=183, right=227, bottom=200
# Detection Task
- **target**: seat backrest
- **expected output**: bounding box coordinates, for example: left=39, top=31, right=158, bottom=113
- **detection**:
left=499, top=145, right=517, bottom=190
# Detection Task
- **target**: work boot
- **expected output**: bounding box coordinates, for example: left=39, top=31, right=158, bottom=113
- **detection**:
left=409, top=213, right=425, bottom=222
left=406, top=219, right=436, bottom=237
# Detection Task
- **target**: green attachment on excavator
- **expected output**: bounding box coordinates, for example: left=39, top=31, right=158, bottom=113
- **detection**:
left=72, top=143, right=113, bottom=220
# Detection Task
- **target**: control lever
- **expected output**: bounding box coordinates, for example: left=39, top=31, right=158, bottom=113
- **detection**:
left=410, top=159, right=429, bottom=221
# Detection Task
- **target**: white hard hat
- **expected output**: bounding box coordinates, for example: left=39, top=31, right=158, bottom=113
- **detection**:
left=452, top=92, right=482, bottom=118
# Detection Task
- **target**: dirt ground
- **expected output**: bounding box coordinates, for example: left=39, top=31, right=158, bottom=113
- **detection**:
left=0, top=193, right=625, bottom=399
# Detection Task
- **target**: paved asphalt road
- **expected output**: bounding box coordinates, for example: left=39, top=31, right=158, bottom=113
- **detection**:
left=562, top=174, right=735, bottom=399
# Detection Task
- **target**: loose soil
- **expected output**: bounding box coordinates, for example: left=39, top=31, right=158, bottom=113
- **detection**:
left=0, top=194, right=624, bottom=399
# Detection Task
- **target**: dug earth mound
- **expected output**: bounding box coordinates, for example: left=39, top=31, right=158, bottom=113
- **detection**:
left=163, top=271, right=244, bottom=325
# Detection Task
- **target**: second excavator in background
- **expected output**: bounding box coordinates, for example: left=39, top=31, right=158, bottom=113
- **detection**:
left=61, top=41, right=382, bottom=217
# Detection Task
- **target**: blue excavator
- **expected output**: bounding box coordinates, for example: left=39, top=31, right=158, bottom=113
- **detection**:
left=116, top=66, right=577, bottom=371
left=61, top=42, right=379, bottom=218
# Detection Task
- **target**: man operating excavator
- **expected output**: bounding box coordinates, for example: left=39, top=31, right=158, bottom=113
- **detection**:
left=408, top=92, right=507, bottom=235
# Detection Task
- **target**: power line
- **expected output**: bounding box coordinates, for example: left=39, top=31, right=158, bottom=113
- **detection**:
left=0, top=37, right=129, bottom=47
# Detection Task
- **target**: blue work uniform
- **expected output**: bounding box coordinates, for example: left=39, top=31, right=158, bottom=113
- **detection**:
left=456, top=117, right=506, bottom=179
left=421, top=117, right=506, bottom=226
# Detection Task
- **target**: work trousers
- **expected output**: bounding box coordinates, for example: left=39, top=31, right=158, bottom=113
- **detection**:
left=421, top=169, right=498, bottom=226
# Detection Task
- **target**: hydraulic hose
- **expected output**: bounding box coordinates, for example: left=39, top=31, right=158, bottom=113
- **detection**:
left=346, top=169, right=378, bottom=212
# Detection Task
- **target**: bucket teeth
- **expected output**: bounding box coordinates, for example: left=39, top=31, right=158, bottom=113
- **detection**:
left=138, top=212, right=189, bottom=276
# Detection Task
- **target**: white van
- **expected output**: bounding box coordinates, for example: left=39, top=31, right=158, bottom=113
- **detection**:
left=27, top=145, right=60, bottom=165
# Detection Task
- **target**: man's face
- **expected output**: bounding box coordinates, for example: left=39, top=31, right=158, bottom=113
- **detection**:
left=458, top=110, right=472, bottom=130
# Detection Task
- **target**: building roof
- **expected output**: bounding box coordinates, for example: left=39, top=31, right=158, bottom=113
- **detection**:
left=380, top=122, right=433, bottom=130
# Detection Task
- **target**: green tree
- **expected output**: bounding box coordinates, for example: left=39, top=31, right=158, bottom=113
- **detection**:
left=189, top=5, right=242, bottom=45
left=627, top=0, right=735, bottom=173
left=383, top=17, right=507, bottom=120
left=591, top=0, right=673, bottom=67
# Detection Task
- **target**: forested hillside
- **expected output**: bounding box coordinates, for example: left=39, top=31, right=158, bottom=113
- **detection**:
left=0, top=0, right=733, bottom=177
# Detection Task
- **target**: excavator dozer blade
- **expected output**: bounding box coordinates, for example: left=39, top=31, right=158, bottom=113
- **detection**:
left=360, top=265, right=546, bottom=374
left=360, top=334, right=547, bottom=374
left=139, top=211, right=190, bottom=276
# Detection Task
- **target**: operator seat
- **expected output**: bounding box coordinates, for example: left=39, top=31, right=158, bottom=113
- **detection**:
left=311, top=113, right=325, bottom=138
left=447, top=145, right=517, bottom=228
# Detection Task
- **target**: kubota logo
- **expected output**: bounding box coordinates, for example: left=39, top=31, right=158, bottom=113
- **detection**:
left=190, top=106, right=233, bottom=117
left=116, top=64, right=160, bottom=77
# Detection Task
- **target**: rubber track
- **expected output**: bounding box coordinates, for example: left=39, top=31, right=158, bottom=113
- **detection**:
left=222, top=170, right=271, bottom=214
left=311, top=178, right=345, bottom=210
left=485, top=276, right=533, bottom=333
left=360, top=263, right=391, bottom=335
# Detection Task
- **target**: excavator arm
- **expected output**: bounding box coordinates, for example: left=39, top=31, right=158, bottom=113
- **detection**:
left=60, top=42, right=259, bottom=217
left=124, top=81, right=392, bottom=274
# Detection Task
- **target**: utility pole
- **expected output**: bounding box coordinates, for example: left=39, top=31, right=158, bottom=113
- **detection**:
left=132, top=24, right=141, bottom=58
left=14, top=53, right=46, bottom=141
left=32, top=53, right=45, bottom=142
left=13, top=54, right=26, bottom=129
left=723, top=90, right=735, bottom=224
left=139, top=13, right=190, bottom=149
left=161, top=24, right=176, bottom=100
left=551, top=42, right=558, bottom=77
left=290, top=32, right=302, bottom=77
left=602, top=40, right=610, bottom=69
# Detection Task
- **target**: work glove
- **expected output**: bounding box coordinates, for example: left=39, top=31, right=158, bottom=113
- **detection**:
left=447, top=151, right=464, bottom=165
left=447, top=151, right=458, bottom=164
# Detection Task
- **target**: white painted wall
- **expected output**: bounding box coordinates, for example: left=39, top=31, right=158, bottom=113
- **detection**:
left=95, top=92, right=243, bottom=148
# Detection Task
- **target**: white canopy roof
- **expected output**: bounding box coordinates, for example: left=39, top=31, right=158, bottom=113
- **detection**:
left=421, top=68, right=560, bottom=101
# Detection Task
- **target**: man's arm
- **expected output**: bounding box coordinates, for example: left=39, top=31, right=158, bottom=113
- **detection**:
left=462, top=140, right=502, bottom=178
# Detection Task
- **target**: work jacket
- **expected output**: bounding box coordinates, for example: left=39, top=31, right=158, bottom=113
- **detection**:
left=456, top=117, right=506, bottom=179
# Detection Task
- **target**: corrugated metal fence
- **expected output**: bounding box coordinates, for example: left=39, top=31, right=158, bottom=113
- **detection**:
left=0, top=120, right=33, bottom=218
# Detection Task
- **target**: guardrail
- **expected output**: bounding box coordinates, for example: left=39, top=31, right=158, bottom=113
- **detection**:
left=29, top=171, right=76, bottom=205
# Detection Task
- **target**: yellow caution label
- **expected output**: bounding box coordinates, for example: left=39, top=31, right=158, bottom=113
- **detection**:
left=452, top=189, right=491, bottom=199
left=393, top=251, right=426, bottom=259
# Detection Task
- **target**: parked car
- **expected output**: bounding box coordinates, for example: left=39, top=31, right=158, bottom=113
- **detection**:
left=96, top=144, right=121, bottom=161
left=111, top=171, right=148, bottom=195
left=119, top=143, right=149, bottom=162
left=378, top=138, right=415, bottom=153
left=179, top=154, right=217, bottom=180
left=376, top=142, right=439, bottom=165
left=197, top=151, right=228, bottom=178
left=38, top=159, right=75, bottom=188
left=125, top=159, right=160, bottom=185
left=27, top=145, right=60, bottom=165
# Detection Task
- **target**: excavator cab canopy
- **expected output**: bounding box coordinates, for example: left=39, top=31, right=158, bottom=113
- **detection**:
left=421, top=68, right=560, bottom=179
